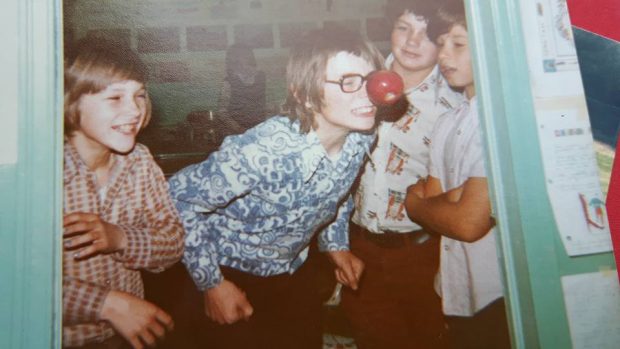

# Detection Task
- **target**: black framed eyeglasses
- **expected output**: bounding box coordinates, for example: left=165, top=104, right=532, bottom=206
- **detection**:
left=325, top=73, right=369, bottom=93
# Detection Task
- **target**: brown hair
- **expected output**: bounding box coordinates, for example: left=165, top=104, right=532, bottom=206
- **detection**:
left=385, top=0, right=441, bottom=25
left=426, top=0, right=467, bottom=43
left=282, top=27, right=384, bottom=133
left=64, top=38, right=152, bottom=136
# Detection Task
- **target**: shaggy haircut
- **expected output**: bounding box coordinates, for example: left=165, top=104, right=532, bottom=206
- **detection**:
left=64, top=38, right=152, bottom=136
left=282, top=26, right=384, bottom=133
left=385, top=0, right=441, bottom=25
left=426, top=0, right=467, bottom=43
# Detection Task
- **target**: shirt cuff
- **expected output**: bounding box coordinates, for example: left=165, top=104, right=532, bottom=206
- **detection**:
left=185, top=259, right=224, bottom=291
left=63, top=278, right=111, bottom=324
left=113, top=224, right=150, bottom=267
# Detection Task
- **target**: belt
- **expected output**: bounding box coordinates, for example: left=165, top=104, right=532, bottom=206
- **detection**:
left=351, top=223, right=431, bottom=248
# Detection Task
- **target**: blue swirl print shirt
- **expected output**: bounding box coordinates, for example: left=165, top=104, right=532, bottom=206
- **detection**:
left=169, top=116, right=374, bottom=290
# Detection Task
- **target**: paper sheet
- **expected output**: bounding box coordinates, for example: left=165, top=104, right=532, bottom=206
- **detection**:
left=520, top=0, right=612, bottom=255
left=561, top=271, right=620, bottom=349
left=537, top=109, right=612, bottom=255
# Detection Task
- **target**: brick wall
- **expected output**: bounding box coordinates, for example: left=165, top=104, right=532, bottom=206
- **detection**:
left=65, top=0, right=391, bottom=126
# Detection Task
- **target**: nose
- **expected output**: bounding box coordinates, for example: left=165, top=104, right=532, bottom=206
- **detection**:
left=438, top=46, right=450, bottom=61
left=358, top=79, right=370, bottom=99
left=406, top=29, right=425, bottom=47
left=123, top=96, right=142, bottom=116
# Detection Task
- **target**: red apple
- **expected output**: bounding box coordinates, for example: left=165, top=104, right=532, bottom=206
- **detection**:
left=366, top=70, right=405, bottom=106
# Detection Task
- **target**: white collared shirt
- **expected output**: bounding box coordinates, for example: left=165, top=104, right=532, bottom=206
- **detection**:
left=353, top=58, right=464, bottom=233
left=429, top=97, right=504, bottom=316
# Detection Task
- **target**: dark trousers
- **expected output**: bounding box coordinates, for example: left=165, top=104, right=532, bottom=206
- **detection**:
left=143, top=258, right=323, bottom=349
left=142, top=263, right=203, bottom=349
left=445, top=298, right=511, bottom=349
left=341, top=223, right=447, bottom=349
left=193, top=261, right=323, bottom=349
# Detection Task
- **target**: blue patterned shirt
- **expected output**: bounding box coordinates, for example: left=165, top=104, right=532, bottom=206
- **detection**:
left=169, top=116, right=374, bottom=290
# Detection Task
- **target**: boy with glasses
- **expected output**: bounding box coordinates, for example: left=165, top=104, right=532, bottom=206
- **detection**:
left=168, top=27, right=384, bottom=349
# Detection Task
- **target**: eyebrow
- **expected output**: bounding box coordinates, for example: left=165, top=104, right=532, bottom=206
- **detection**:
left=452, top=34, right=468, bottom=40
left=105, top=86, right=145, bottom=93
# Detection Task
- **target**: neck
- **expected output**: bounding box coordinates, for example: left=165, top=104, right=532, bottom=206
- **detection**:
left=465, top=84, right=476, bottom=100
left=391, top=63, right=434, bottom=90
left=313, top=120, right=348, bottom=157
left=69, top=133, right=115, bottom=185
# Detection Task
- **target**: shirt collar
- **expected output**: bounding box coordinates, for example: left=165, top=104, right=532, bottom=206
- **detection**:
left=298, top=129, right=373, bottom=182
left=63, top=140, right=86, bottom=185
left=298, top=130, right=325, bottom=181
left=63, top=140, right=136, bottom=185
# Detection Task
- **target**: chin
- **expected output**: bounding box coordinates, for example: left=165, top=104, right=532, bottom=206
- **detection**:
left=110, top=142, right=137, bottom=155
left=351, top=119, right=376, bottom=132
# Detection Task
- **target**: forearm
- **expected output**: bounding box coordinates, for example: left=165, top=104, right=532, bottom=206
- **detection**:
left=182, top=211, right=224, bottom=290
left=406, top=191, right=493, bottom=242
left=318, top=195, right=353, bottom=252
left=115, top=221, right=184, bottom=271
left=114, top=163, right=185, bottom=271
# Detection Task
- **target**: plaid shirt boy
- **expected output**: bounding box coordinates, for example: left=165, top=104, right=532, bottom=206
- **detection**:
left=62, top=142, right=183, bottom=347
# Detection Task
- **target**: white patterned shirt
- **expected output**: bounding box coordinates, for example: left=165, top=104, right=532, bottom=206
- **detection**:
left=353, top=58, right=464, bottom=233
left=169, top=116, right=374, bottom=290
left=429, top=97, right=504, bottom=316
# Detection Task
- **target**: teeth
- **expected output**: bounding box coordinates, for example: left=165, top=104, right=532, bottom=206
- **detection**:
left=354, top=106, right=374, bottom=114
left=114, top=124, right=137, bottom=133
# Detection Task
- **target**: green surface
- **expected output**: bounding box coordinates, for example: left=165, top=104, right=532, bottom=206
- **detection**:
left=469, top=1, right=617, bottom=348
left=0, top=0, right=62, bottom=348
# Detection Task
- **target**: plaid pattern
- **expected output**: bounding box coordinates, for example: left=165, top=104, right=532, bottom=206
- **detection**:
left=62, top=142, right=184, bottom=347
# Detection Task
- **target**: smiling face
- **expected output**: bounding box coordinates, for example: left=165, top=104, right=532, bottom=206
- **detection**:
left=74, top=80, right=148, bottom=155
left=390, top=11, right=438, bottom=83
left=314, top=51, right=377, bottom=139
left=437, top=24, right=475, bottom=98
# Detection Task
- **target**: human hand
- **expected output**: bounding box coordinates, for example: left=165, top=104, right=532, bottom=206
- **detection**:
left=100, top=290, right=174, bottom=349
left=203, top=279, right=253, bottom=325
left=446, top=186, right=464, bottom=202
left=407, top=178, right=427, bottom=199
left=326, top=251, right=364, bottom=290
left=63, top=212, right=127, bottom=260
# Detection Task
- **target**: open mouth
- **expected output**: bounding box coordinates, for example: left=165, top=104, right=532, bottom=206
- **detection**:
left=352, top=105, right=376, bottom=117
left=441, top=66, right=456, bottom=77
left=111, top=122, right=139, bottom=135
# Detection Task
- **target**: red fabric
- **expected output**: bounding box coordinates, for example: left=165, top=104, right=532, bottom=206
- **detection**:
left=605, top=136, right=620, bottom=277
left=567, top=0, right=620, bottom=42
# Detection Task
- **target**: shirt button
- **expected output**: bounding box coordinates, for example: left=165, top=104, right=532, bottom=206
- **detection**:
left=444, top=245, right=450, bottom=251
left=457, top=130, right=462, bottom=135
left=105, top=279, right=111, bottom=285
